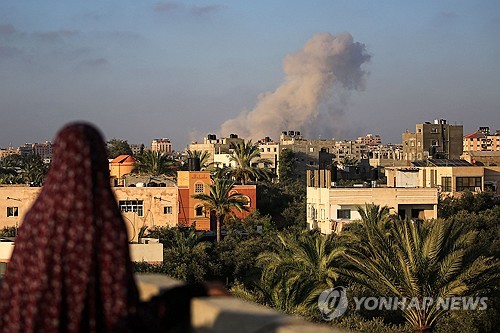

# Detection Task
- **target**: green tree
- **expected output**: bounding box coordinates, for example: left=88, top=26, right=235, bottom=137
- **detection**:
left=249, top=230, right=344, bottom=317
left=228, top=140, right=273, bottom=184
left=192, top=178, right=249, bottom=242
left=342, top=204, right=497, bottom=333
left=278, top=148, right=297, bottom=182
left=21, top=153, right=48, bottom=184
left=1, top=153, right=47, bottom=185
left=186, top=150, right=212, bottom=170
left=135, top=227, right=215, bottom=283
left=107, top=138, right=133, bottom=158
left=134, top=150, right=178, bottom=176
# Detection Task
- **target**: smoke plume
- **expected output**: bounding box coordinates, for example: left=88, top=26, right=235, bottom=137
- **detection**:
left=220, top=32, right=370, bottom=141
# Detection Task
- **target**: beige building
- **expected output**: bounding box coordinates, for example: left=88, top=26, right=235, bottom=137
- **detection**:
left=307, top=186, right=438, bottom=234
left=356, top=133, right=381, bottom=146
left=109, top=155, right=137, bottom=186
left=151, top=138, right=172, bottom=153
left=258, top=141, right=280, bottom=176
left=0, top=148, right=19, bottom=161
left=0, top=186, right=179, bottom=242
left=386, top=160, right=500, bottom=196
left=189, top=134, right=243, bottom=164
left=402, top=119, right=463, bottom=161
left=463, top=127, right=500, bottom=153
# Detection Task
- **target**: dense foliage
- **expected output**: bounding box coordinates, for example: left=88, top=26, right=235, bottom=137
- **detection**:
left=0, top=153, right=48, bottom=185
left=133, top=183, right=500, bottom=333
left=106, top=138, right=133, bottom=158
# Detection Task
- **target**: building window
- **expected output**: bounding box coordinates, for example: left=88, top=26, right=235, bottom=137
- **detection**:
left=431, top=140, right=439, bottom=146
left=195, top=206, right=204, bottom=216
left=195, top=183, right=205, bottom=193
left=337, top=209, right=351, bottom=220
left=456, top=177, right=482, bottom=192
left=441, top=177, right=452, bottom=192
left=163, top=206, right=172, bottom=214
left=118, top=200, right=144, bottom=217
left=431, top=128, right=438, bottom=134
left=7, top=207, right=18, bottom=217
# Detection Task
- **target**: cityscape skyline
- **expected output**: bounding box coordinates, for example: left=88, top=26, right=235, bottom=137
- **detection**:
left=1, top=1, right=499, bottom=150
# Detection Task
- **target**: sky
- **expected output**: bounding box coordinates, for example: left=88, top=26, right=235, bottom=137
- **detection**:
left=0, top=1, right=499, bottom=150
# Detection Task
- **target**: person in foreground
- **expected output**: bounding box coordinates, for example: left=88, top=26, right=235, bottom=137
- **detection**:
left=0, top=122, right=223, bottom=333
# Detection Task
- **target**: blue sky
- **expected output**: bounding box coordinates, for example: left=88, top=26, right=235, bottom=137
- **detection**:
left=1, top=1, right=499, bottom=149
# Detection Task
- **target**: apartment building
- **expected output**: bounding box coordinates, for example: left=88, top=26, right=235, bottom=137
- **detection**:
left=356, top=133, right=381, bottom=146
left=463, top=127, right=500, bottom=152
left=18, top=141, right=53, bottom=162
left=189, top=134, right=243, bottom=164
left=151, top=138, right=172, bottom=153
left=402, top=119, right=463, bottom=161
left=307, top=186, right=438, bottom=234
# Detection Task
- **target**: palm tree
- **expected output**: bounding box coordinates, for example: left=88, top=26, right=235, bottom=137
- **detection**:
left=228, top=140, right=273, bottom=184
left=247, top=231, right=344, bottom=316
left=134, top=150, right=178, bottom=176
left=21, top=153, right=48, bottom=184
left=192, top=178, right=249, bottom=242
left=186, top=150, right=212, bottom=170
left=342, top=204, right=497, bottom=333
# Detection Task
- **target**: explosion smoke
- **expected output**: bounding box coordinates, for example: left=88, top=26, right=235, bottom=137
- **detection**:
left=220, top=32, right=370, bottom=141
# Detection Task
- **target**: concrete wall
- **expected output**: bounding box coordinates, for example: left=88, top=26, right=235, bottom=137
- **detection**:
left=129, top=243, right=163, bottom=264
left=135, top=274, right=346, bottom=333
left=0, top=241, right=14, bottom=263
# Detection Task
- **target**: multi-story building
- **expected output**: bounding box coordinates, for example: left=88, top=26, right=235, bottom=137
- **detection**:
left=129, top=144, right=144, bottom=156
left=356, top=133, right=381, bottom=146
left=18, top=141, right=53, bottom=162
left=307, top=186, right=438, bottom=234
left=463, top=127, right=500, bottom=152
left=189, top=134, right=244, bottom=164
left=151, top=138, right=172, bottom=153
left=258, top=138, right=280, bottom=176
left=0, top=170, right=257, bottom=237
left=402, top=119, right=463, bottom=161
left=0, top=148, right=18, bottom=161
left=385, top=159, right=500, bottom=196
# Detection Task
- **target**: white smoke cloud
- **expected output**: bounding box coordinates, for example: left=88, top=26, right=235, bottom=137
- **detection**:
left=220, top=32, right=370, bottom=141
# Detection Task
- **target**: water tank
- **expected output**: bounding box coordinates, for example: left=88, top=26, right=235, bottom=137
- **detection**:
left=188, top=157, right=201, bottom=171
left=288, top=130, right=294, bottom=135
left=208, top=134, right=217, bottom=140
left=229, top=133, right=238, bottom=138
left=136, top=182, right=145, bottom=187
left=295, top=131, right=301, bottom=135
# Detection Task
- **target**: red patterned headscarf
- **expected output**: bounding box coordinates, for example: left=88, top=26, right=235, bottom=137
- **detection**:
left=0, top=123, right=139, bottom=333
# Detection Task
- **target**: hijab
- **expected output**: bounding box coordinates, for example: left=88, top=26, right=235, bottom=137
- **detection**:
left=0, top=123, right=139, bottom=332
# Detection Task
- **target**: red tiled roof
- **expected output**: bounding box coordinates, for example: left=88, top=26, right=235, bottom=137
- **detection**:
left=111, top=155, right=136, bottom=164
left=464, top=131, right=485, bottom=139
